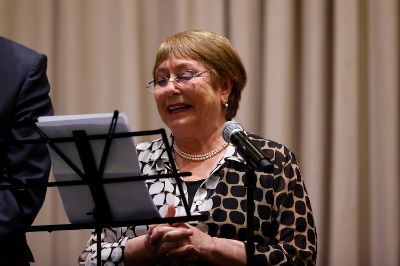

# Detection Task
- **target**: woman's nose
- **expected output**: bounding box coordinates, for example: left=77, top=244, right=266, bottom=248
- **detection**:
left=163, top=82, right=182, bottom=96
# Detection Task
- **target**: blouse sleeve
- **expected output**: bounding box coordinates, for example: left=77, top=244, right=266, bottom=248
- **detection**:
left=252, top=146, right=317, bottom=265
left=78, top=225, right=149, bottom=265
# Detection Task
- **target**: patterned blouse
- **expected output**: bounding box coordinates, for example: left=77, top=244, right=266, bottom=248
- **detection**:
left=79, top=134, right=317, bottom=265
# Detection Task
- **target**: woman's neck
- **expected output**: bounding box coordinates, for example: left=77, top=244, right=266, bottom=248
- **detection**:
left=175, top=149, right=225, bottom=181
left=173, top=127, right=226, bottom=155
left=172, top=125, right=228, bottom=181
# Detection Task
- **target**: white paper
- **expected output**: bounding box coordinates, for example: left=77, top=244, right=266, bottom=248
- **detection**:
left=37, top=112, right=160, bottom=223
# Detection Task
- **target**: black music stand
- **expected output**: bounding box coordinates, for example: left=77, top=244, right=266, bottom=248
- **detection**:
left=0, top=110, right=207, bottom=266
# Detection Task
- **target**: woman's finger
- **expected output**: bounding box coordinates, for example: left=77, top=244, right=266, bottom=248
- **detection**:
left=163, top=228, right=193, bottom=241
left=168, top=244, right=199, bottom=261
left=149, top=226, right=192, bottom=245
left=157, top=238, right=190, bottom=256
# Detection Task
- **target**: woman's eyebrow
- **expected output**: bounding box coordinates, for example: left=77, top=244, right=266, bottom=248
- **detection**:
left=156, top=62, right=195, bottom=72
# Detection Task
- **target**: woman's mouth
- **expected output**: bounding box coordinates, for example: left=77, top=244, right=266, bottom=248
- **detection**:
left=167, top=104, right=193, bottom=113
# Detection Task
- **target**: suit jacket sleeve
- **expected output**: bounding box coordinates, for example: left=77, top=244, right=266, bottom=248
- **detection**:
left=0, top=49, right=53, bottom=248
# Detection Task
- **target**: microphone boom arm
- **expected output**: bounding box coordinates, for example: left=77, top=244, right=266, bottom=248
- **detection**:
left=230, top=131, right=273, bottom=173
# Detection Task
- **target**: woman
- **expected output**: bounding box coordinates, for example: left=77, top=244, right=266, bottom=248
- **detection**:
left=79, top=30, right=317, bottom=265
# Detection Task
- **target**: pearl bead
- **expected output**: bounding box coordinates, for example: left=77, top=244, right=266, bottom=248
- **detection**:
left=173, top=142, right=228, bottom=161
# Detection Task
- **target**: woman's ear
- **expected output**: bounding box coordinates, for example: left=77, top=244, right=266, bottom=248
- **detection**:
left=220, top=79, right=233, bottom=105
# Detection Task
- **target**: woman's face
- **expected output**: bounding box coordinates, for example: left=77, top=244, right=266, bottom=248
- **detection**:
left=153, top=58, right=231, bottom=138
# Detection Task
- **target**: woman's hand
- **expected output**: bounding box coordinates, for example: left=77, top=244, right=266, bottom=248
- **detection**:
left=148, top=205, right=214, bottom=263
left=144, top=204, right=245, bottom=266
left=124, top=205, right=182, bottom=265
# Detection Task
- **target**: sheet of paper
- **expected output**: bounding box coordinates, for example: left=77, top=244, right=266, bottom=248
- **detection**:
left=37, top=112, right=160, bottom=223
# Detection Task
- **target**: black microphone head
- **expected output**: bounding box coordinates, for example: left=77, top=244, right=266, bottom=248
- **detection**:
left=222, top=120, right=244, bottom=143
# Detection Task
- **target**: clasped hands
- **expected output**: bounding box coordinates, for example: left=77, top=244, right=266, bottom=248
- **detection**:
left=146, top=204, right=213, bottom=263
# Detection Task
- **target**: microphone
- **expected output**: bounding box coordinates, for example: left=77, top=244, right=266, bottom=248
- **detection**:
left=222, top=121, right=273, bottom=173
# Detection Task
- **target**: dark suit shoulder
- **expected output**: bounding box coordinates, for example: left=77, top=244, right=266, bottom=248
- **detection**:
left=0, top=36, right=47, bottom=78
left=0, top=36, right=47, bottom=91
left=0, top=36, right=43, bottom=61
left=0, top=37, right=50, bottom=131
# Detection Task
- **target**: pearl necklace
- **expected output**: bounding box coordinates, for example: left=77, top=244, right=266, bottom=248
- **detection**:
left=173, top=142, right=228, bottom=161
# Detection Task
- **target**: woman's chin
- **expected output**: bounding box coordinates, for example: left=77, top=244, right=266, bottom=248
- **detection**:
left=168, top=119, right=197, bottom=135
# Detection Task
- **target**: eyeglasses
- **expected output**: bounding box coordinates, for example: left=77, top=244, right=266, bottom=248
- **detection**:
left=145, top=70, right=208, bottom=92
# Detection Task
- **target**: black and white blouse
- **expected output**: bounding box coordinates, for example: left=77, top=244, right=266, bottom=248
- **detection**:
left=79, top=134, right=317, bottom=266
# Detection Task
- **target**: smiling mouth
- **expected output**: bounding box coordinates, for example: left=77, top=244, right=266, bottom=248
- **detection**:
left=167, top=104, right=193, bottom=113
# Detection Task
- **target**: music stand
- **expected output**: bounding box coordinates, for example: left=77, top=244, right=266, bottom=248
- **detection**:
left=0, top=110, right=207, bottom=266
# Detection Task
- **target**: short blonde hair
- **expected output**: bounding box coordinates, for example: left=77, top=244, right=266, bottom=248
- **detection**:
left=152, top=30, right=247, bottom=120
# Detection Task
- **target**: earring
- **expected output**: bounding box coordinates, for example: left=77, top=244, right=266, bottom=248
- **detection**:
left=225, top=102, right=229, bottom=108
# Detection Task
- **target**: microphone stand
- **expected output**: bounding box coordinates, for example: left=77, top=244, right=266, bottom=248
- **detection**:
left=244, top=165, right=257, bottom=266
left=222, top=122, right=274, bottom=265
left=243, top=157, right=273, bottom=266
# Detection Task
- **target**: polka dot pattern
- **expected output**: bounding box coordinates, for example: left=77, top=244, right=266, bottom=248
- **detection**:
left=79, top=135, right=317, bottom=265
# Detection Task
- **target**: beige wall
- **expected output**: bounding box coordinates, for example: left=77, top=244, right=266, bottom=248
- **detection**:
left=1, top=0, right=399, bottom=265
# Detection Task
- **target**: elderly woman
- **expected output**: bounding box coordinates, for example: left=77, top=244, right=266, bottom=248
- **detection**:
left=79, top=30, right=317, bottom=265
